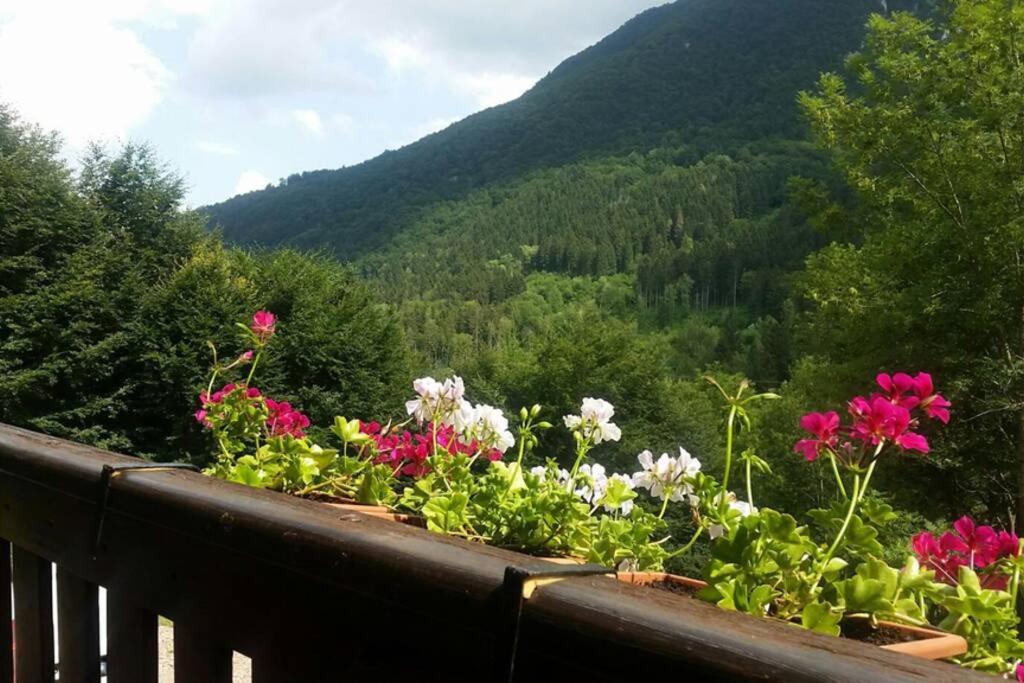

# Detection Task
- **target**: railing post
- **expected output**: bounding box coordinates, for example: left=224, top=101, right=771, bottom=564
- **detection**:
left=0, top=540, right=12, bottom=683
left=12, top=546, right=54, bottom=683
left=106, top=587, right=157, bottom=683
left=56, top=568, right=100, bottom=682
left=173, top=624, right=232, bottom=682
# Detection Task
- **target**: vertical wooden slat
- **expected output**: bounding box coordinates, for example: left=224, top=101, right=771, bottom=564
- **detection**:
left=55, top=568, right=99, bottom=683
left=12, top=546, right=54, bottom=683
left=173, top=625, right=231, bottom=683
left=0, top=540, right=13, bottom=683
left=106, top=587, right=157, bottom=683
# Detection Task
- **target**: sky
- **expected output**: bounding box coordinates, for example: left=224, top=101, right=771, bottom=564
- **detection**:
left=0, top=0, right=663, bottom=206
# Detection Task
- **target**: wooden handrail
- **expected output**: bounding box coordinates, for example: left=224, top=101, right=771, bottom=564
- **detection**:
left=0, top=423, right=984, bottom=682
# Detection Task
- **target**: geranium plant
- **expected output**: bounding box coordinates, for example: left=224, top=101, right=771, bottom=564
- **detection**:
left=194, top=312, right=1024, bottom=675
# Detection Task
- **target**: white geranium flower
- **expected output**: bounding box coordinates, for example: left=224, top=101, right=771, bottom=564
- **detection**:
left=406, top=376, right=441, bottom=422
left=406, top=375, right=474, bottom=429
left=449, top=399, right=475, bottom=432
left=631, top=447, right=701, bottom=502
left=574, top=463, right=608, bottom=503
left=530, top=465, right=570, bottom=484
left=708, top=492, right=756, bottom=539
left=563, top=397, right=622, bottom=445
left=439, top=376, right=466, bottom=402
left=464, top=404, right=516, bottom=454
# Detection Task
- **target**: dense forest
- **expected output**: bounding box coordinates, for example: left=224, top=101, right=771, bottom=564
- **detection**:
left=204, top=0, right=927, bottom=256
left=3, top=0, right=1023, bottom=584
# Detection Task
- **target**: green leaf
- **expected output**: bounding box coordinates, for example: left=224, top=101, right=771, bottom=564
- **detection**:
left=801, top=602, right=842, bottom=636
left=859, top=498, right=898, bottom=526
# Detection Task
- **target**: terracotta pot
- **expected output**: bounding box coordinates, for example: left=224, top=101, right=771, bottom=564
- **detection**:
left=325, top=502, right=425, bottom=527
left=616, top=571, right=708, bottom=592
left=617, top=572, right=967, bottom=661
left=541, top=556, right=587, bottom=565
left=843, top=616, right=968, bottom=660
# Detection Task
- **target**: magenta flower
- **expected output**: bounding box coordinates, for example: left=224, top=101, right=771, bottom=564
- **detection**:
left=876, top=372, right=919, bottom=409
left=793, top=411, right=840, bottom=461
left=251, top=310, right=276, bottom=341
left=265, top=399, right=310, bottom=439
left=884, top=403, right=930, bottom=453
left=912, top=531, right=940, bottom=559
left=1017, top=663, right=1024, bottom=683
left=849, top=396, right=928, bottom=453
left=239, top=350, right=254, bottom=362
left=912, top=372, right=951, bottom=424
left=914, top=517, right=1017, bottom=589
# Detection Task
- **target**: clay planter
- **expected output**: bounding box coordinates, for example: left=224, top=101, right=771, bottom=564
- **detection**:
left=616, top=572, right=967, bottom=661
left=616, top=571, right=708, bottom=595
left=542, top=556, right=587, bottom=565
left=324, top=502, right=425, bottom=527
left=841, top=616, right=967, bottom=660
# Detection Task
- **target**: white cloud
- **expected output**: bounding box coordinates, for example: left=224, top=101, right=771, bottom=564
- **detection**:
left=291, top=109, right=324, bottom=136
left=0, top=4, right=172, bottom=145
left=183, top=1, right=660, bottom=106
left=195, top=140, right=239, bottom=156
left=331, top=113, right=355, bottom=134
left=234, top=170, right=271, bottom=195
left=452, top=72, right=536, bottom=108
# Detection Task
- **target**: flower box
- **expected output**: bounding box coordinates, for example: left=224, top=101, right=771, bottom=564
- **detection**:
left=616, top=572, right=967, bottom=661
left=324, top=501, right=425, bottom=527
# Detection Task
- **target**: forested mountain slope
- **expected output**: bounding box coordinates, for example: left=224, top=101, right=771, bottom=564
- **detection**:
left=204, top=0, right=918, bottom=256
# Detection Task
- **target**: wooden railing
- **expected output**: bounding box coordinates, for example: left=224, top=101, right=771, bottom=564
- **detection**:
left=0, top=423, right=984, bottom=682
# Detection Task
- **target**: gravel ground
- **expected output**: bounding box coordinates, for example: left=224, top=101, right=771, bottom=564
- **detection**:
left=157, top=625, right=252, bottom=683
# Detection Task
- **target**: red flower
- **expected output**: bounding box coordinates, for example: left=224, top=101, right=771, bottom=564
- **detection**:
left=793, top=411, right=840, bottom=461
left=912, top=372, right=951, bottom=424
left=363, top=423, right=480, bottom=478
left=849, top=396, right=928, bottom=453
left=265, top=399, right=310, bottom=438
left=251, top=310, right=276, bottom=341
left=913, top=517, right=1017, bottom=589
left=994, top=530, right=1020, bottom=558
left=876, top=372, right=919, bottom=409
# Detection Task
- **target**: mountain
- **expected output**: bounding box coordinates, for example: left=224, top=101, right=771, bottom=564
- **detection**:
left=203, top=0, right=916, bottom=257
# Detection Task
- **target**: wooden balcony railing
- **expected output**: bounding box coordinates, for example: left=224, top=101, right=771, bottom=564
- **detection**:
left=0, top=423, right=985, bottom=682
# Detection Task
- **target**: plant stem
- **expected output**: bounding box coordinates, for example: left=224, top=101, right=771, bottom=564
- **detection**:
left=499, top=419, right=530, bottom=503
left=745, top=456, right=754, bottom=509
left=667, top=526, right=704, bottom=558
left=829, top=453, right=848, bottom=500
left=718, top=405, right=738, bottom=520
left=245, top=349, right=263, bottom=386
left=811, top=456, right=879, bottom=592
left=567, top=440, right=591, bottom=490
left=658, top=492, right=672, bottom=519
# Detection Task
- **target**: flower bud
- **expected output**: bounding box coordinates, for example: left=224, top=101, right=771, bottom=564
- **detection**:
left=520, top=406, right=529, bottom=421
left=530, top=404, right=542, bottom=418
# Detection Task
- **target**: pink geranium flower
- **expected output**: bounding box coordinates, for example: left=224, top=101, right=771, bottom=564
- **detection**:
left=913, top=517, right=1017, bottom=589
left=876, top=372, right=919, bottom=409
left=265, top=399, right=310, bottom=438
left=793, top=411, right=840, bottom=461
left=912, top=372, right=951, bottom=423
left=251, top=310, right=276, bottom=341
left=849, top=396, right=929, bottom=453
